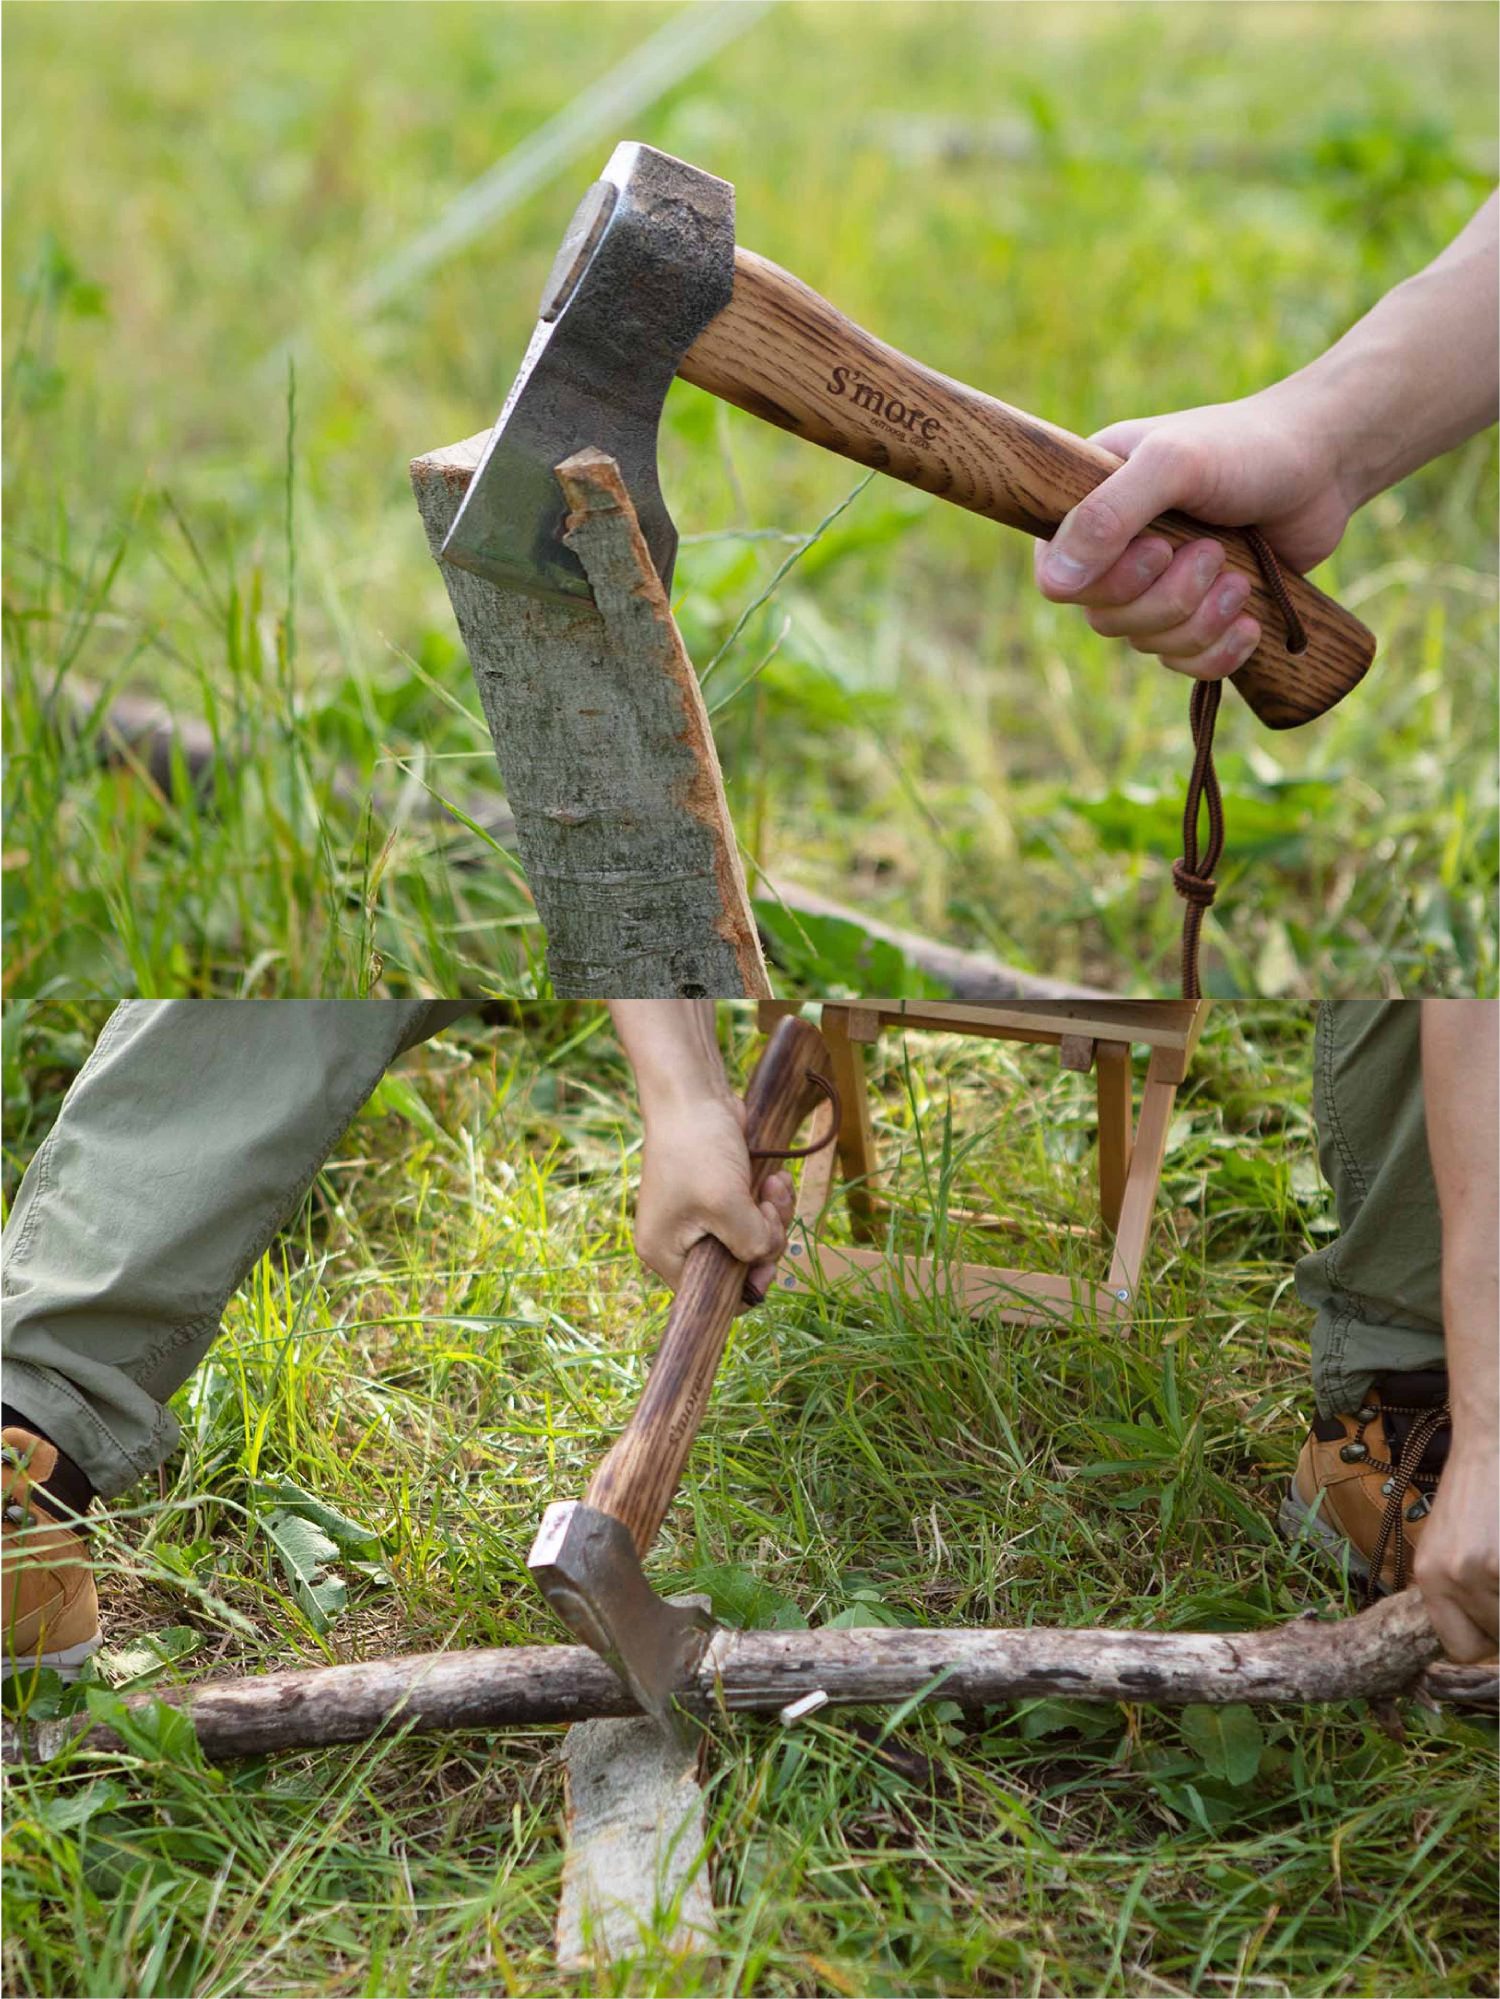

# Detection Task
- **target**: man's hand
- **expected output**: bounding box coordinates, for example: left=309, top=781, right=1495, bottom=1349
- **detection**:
left=1033, top=193, right=1497, bottom=684
left=608, top=1001, right=794, bottom=1305
left=1415, top=1439, right=1499, bottom=1663
left=1032, top=389, right=1354, bottom=681
left=636, top=1092, right=793, bottom=1304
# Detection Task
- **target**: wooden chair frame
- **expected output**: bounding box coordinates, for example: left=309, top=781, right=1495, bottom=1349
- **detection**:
left=757, top=1001, right=1208, bottom=1328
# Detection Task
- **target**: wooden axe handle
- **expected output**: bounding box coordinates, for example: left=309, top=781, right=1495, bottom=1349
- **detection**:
left=584, top=1015, right=834, bottom=1557
left=680, top=247, right=1376, bottom=731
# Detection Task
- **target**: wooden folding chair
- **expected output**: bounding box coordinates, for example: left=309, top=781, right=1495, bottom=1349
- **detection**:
left=757, top=1001, right=1208, bottom=1328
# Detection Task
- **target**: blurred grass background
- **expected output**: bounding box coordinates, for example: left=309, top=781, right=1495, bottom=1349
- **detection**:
left=3, top=1, right=1496, bottom=997
left=3, top=1001, right=1496, bottom=1995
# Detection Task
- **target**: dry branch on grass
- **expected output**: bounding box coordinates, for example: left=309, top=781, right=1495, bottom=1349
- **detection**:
left=6, top=1591, right=1491, bottom=1766
left=62, top=679, right=1104, bottom=1001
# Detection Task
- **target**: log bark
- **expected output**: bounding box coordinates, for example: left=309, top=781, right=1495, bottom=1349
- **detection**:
left=411, top=435, right=767, bottom=998
left=6, top=1593, right=1490, bottom=1766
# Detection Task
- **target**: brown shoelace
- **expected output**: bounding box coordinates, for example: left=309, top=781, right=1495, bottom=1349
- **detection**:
left=1345, top=1397, right=1450, bottom=1607
left=1174, top=526, right=1308, bottom=999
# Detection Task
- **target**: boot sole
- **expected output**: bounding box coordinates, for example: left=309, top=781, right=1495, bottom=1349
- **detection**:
left=9, top=1632, right=103, bottom=1682
left=1278, top=1484, right=1389, bottom=1597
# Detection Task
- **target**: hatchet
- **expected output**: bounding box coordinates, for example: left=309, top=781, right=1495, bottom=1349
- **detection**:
left=528, top=1012, right=834, bottom=1736
left=442, top=140, right=1375, bottom=731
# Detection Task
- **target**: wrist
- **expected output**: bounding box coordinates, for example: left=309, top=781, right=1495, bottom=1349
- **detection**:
left=637, top=1073, right=737, bottom=1125
left=1260, top=351, right=1393, bottom=517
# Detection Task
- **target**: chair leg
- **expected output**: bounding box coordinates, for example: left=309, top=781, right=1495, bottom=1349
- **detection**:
left=820, top=1007, right=881, bottom=1242
left=1096, top=1041, right=1133, bottom=1234
left=1105, top=1066, right=1178, bottom=1311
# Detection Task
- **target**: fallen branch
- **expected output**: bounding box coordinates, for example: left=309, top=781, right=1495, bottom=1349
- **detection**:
left=51, top=682, right=1108, bottom=1002
left=5, top=1593, right=1490, bottom=1766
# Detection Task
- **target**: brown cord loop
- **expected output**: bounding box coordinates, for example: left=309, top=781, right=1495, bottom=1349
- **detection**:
left=742, top=1069, right=841, bottom=1305
left=1173, top=529, right=1305, bottom=999
left=748, top=1068, right=841, bottom=1161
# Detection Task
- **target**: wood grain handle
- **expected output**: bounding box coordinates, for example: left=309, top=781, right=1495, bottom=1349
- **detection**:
left=680, top=248, right=1376, bottom=731
left=584, top=1014, right=834, bottom=1557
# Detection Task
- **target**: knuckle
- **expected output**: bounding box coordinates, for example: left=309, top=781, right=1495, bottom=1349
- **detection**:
left=1073, top=492, right=1127, bottom=549
left=1143, top=430, right=1207, bottom=488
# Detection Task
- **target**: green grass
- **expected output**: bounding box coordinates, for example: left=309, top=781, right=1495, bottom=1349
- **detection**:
left=3, top=1003, right=1496, bottom=1996
left=3, top=4, right=1496, bottom=997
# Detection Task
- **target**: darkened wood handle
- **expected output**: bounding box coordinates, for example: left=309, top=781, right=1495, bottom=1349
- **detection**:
left=680, top=247, right=1376, bottom=731
left=584, top=1015, right=833, bottom=1557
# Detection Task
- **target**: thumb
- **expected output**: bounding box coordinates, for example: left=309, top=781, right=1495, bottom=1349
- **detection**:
left=1036, top=434, right=1189, bottom=596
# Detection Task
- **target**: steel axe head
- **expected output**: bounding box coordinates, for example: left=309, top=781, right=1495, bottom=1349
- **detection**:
left=440, top=142, right=734, bottom=601
left=528, top=1498, right=714, bottom=1737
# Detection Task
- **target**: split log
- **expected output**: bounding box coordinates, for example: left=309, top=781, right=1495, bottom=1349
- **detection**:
left=557, top=1716, right=716, bottom=1968
left=4, top=1594, right=1490, bottom=1767
left=411, top=435, right=767, bottom=998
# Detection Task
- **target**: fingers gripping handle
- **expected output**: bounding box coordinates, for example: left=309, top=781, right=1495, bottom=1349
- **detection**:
left=583, top=1016, right=834, bottom=1558
left=679, top=247, right=1375, bottom=730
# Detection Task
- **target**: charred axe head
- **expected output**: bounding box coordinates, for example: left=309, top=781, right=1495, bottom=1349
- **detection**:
left=528, top=1500, right=714, bottom=1734
left=441, top=142, right=732, bottom=602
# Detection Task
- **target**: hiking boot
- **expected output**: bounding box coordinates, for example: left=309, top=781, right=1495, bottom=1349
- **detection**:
left=2, top=1428, right=101, bottom=1679
left=1278, top=1371, right=1450, bottom=1604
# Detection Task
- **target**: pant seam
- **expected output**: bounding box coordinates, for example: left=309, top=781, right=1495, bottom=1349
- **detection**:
left=1319, top=1003, right=1368, bottom=1205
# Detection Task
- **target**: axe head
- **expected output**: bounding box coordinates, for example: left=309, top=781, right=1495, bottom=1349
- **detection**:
left=440, top=142, right=735, bottom=602
left=528, top=1499, right=715, bottom=1739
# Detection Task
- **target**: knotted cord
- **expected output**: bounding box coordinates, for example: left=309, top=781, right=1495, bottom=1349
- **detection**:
left=742, top=1068, right=840, bottom=1307
left=1174, top=526, right=1308, bottom=999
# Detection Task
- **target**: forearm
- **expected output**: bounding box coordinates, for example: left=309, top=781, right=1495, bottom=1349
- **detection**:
left=1421, top=1000, right=1499, bottom=1446
left=607, top=1001, right=731, bottom=1119
left=1273, top=193, right=1498, bottom=511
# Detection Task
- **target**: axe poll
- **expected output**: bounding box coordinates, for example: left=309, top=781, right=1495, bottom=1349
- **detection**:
left=444, top=140, right=1375, bottom=731
left=528, top=1013, right=835, bottom=1735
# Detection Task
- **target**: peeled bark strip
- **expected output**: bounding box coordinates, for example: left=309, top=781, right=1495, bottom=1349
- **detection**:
left=411, top=435, right=767, bottom=998
left=4, top=1593, right=1489, bottom=1767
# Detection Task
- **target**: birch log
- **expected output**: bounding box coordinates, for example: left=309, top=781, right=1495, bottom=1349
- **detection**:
left=410, top=436, right=767, bottom=998
left=5, top=1594, right=1490, bottom=1766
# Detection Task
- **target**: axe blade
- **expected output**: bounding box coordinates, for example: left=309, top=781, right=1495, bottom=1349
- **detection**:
left=528, top=1499, right=714, bottom=1739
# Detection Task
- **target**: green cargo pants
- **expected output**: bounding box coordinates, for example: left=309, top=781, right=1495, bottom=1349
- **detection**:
left=1296, top=1001, right=1446, bottom=1417
left=3, top=1000, right=1445, bottom=1500
left=2, top=1001, right=475, bottom=1498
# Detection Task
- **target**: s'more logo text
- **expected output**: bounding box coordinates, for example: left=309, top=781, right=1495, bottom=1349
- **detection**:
left=827, top=365, right=943, bottom=442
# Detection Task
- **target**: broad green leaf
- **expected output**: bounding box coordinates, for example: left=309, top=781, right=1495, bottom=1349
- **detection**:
left=249, top=1478, right=382, bottom=1556
left=26, top=1779, right=127, bottom=1835
left=688, top=1562, right=808, bottom=1631
left=1180, top=1703, right=1264, bottom=1786
left=96, top=1625, right=202, bottom=1688
left=1016, top=1698, right=1120, bottom=1742
left=260, top=1508, right=347, bottom=1632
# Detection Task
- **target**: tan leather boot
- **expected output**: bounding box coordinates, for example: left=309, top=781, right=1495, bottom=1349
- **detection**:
left=2, top=1428, right=101, bottom=1678
left=1279, top=1373, right=1449, bottom=1602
